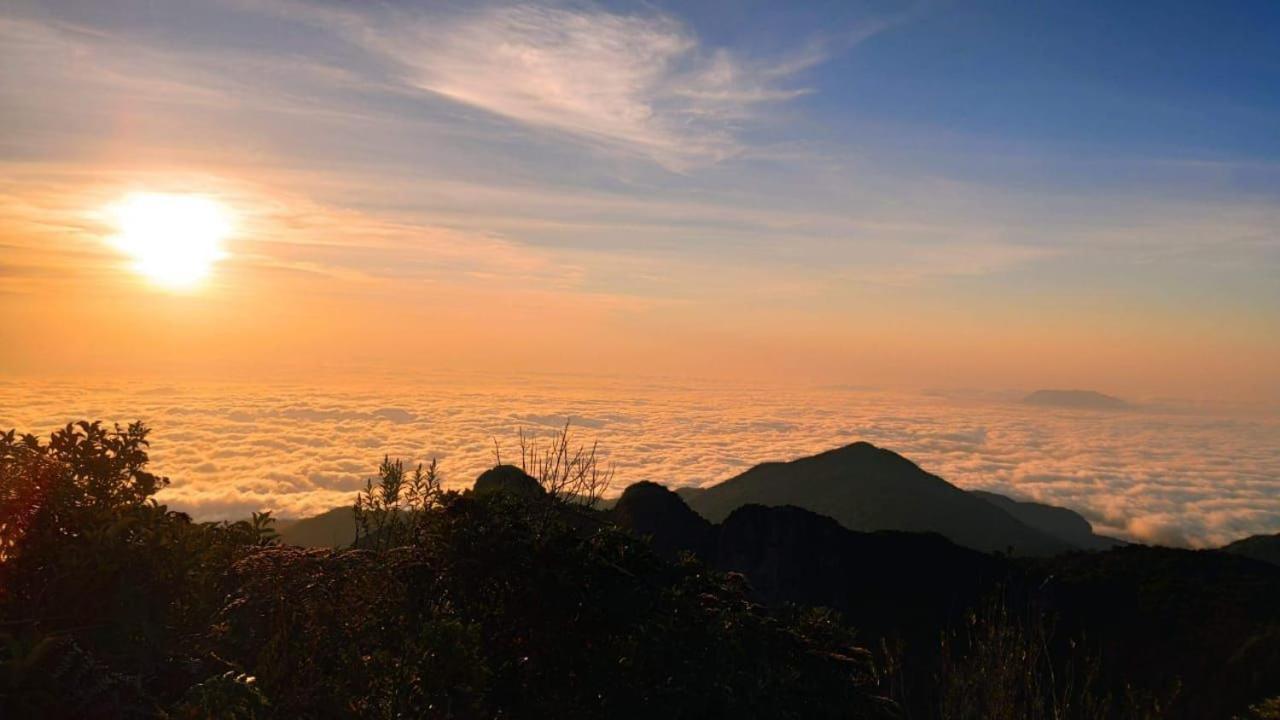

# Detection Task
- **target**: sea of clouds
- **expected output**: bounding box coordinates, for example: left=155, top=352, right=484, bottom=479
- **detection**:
left=3, top=376, right=1276, bottom=548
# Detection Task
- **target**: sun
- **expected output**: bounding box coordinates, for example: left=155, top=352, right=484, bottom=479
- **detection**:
left=107, top=192, right=233, bottom=289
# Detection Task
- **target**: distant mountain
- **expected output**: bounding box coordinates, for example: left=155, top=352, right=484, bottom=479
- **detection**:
left=971, top=490, right=1125, bottom=550
left=277, top=506, right=356, bottom=548
left=1221, top=533, right=1280, bottom=566
left=677, top=442, right=1075, bottom=555
left=1022, top=389, right=1129, bottom=410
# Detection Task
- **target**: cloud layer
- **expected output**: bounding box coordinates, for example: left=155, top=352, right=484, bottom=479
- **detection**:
left=2, top=376, right=1276, bottom=548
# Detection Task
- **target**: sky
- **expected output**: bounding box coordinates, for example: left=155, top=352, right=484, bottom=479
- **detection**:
left=1, top=0, right=1278, bottom=401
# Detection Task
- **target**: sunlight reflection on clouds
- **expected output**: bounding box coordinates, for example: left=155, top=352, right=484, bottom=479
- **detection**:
left=2, top=378, right=1276, bottom=548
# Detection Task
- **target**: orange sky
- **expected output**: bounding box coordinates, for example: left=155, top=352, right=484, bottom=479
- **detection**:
left=0, top=162, right=1275, bottom=405
left=2, top=2, right=1278, bottom=406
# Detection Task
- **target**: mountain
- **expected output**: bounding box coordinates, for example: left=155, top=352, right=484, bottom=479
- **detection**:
left=1222, top=533, right=1280, bottom=566
left=474, top=464, right=545, bottom=497
left=277, top=506, right=356, bottom=548
left=614, top=483, right=1280, bottom=719
left=712, top=504, right=1008, bottom=635
left=611, top=481, right=717, bottom=560
left=613, top=483, right=1007, bottom=636
left=677, top=442, right=1074, bottom=555
left=971, top=490, right=1125, bottom=550
left=1022, top=388, right=1129, bottom=410
left=283, top=445, right=1119, bottom=555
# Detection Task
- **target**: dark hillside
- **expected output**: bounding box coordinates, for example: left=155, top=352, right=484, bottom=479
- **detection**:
left=277, top=506, right=356, bottom=548
left=1223, top=533, right=1280, bottom=567
left=679, top=442, right=1072, bottom=555
left=617, top=480, right=1280, bottom=720
left=972, top=490, right=1124, bottom=550
left=1027, top=545, right=1280, bottom=718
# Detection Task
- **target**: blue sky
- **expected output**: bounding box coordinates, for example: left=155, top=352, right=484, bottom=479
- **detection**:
left=825, top=2, right=1278, bottom=156
left=1, top=0, right=1277, bottom=400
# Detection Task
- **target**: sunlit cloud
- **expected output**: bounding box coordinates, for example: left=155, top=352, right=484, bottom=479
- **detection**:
left=339, top=3, right=830, bottom=169
left=2, top=378, right=1276, bottom=548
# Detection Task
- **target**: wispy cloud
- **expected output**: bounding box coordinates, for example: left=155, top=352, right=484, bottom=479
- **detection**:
left=343, top=3, right=830, bottom=169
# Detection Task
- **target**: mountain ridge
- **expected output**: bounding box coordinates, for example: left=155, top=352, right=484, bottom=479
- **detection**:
left=1222, top=533, right=1280, bottom=566
left=610, top=480, right=1280, bottom=719
left=677, top=441, right=1083, bottom=555
left=279, top=441, right=1255, bottom=556
left=970, top=490, right=1125, bottom=550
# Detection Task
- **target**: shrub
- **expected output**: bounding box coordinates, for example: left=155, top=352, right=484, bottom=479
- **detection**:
left=216, top=487, right=892, bottom=718
left=0, top=422, right=273, bottom=716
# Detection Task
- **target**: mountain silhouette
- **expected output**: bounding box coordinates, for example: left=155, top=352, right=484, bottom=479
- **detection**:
left=677, top=442, right=1075, bottom=555
left=613, top=482, right=1280, bottom=719
left=1222, top=533, right=1280, bottom=566
left=266, top=446, right=1280, bottom=719
left=613, top=482, right=1006, bottom=635
left=1022, top=388, right=1129, bottom=409
left=473, top=464, right=545, bottom=498
left=611, top=481, right=717, bottom=559
left=285, top=443, right=1117, bottom=555
left=277, top=506, right=356, bottom=548
left=971, top=490, right=1125, bottom=550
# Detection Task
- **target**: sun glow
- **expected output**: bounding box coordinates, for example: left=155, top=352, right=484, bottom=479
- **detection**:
left=107, top=193, right=232, bottom=289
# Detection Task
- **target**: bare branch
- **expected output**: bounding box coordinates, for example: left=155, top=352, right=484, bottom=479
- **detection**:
left=515, top=419, right=614, bottom=509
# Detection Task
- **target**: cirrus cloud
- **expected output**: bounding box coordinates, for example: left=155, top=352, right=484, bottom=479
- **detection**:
left=346, top=3, right=833, bottom=169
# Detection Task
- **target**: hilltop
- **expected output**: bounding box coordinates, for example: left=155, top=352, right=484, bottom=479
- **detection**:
left=675, top=441, right=1112, bottom=555
left=1223, top=533, right=1280, bottom=567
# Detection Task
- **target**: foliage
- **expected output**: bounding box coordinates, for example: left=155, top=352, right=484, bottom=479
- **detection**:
left=1020, top=546, right=1280, bottom=718
left=0, top=422, right=274, bottom=717
left=1, top=420, right=890, bottom=718
left=352, top=456, right=441, bottom=551
left=1, top=421, right=163, bottom=562
left=217, top=489, right=891, bottom=718
left=893, top=594, right=1171, bottom=720
left=4, top=419, right=1279, bottom=719
left=168, top=671, right=270, bottom=720
left=1237, top=697, right=1280, bottom=720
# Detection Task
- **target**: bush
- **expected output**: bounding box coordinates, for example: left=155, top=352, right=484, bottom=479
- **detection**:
left=217, top=487, right=892, bottom=718
left=1, top=422, right=274, bottom=716
left=2, top=421, right=892, bottom=718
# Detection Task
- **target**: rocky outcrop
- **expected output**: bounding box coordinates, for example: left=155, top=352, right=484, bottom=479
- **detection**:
left=473, top=464, right=545, bottom=498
